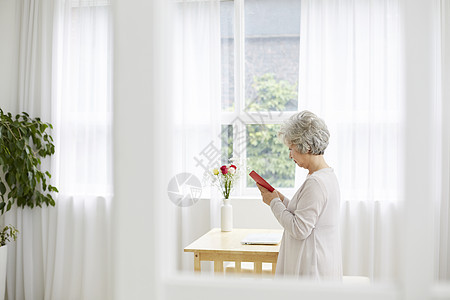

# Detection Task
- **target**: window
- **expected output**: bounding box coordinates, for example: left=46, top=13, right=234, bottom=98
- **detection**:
left=54, top=1, right=113, bottom=196
left=220, top=0, right=302, bottom=195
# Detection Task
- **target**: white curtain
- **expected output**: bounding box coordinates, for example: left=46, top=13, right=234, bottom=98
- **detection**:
left=53, top=0, right=113, bottom=197
left=5, top=0, right=112, bottom=299
left=172, top=0, right=221, bottom=271
left=438, top=0, right=450, bottom=282
left=298, top=0, right=403, bottom=281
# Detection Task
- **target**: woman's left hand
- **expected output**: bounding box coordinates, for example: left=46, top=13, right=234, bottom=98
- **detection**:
left=256, top=183, right=280, bottom=206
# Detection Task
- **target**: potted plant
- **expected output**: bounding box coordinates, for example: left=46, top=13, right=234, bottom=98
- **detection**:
left=0, top=109, right=58, bottom=300
left=0, top=225, right=17, bottom=299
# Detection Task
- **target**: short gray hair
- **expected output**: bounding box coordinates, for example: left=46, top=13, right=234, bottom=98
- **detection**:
left=278, top=110, right=330, bottom=155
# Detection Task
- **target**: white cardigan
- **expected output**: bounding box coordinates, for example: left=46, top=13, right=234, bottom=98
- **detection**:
left=270, top=167, right=342, bottom=280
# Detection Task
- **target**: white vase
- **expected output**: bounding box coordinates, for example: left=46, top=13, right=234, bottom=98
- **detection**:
left=221, top=198, right=233, bottom=232
left=0, top=245, right=7, bottom=300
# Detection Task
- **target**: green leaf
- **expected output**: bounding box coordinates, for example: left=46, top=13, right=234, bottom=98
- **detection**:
left=39, top=123, right=48, bottom=134
left=49, top=186, right=59, bottom=193
left=0, top=182, right=5, bottom=195
left=5, top=172, right=13, bottom=186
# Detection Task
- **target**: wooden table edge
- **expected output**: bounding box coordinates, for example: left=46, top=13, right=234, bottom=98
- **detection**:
left=184, top=249, right=279, bottom=255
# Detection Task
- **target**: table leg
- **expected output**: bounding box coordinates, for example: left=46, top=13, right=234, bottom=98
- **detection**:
left=214, top=260, right=224, bottom=273
left=254, top=261, right=262, bottom=274
left=272, top=262, right=277, bottom=274
left=194, top=252, right=201, bottom=272
left=235, top=260, right=241, bottom=273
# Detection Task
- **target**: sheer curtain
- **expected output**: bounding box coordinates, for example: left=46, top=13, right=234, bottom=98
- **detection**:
left=5, top=0, right=112, bottom=299
left=172, top=0, right=221, bottom=271
left=5, top=1, right=55, bottom=298
left=53, top=0, right=113, bottom=197
left=298, top=0, right=403, bottom=281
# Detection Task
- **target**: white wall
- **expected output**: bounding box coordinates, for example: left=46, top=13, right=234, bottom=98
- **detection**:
left=232, top=198, right=283, bottom=229
left=0, top=0, right=18, bottom=112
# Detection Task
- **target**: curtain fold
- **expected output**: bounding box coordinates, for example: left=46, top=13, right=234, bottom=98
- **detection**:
left=5, top=1, right=55, bottom=298
left=298, top=0, right=403, bottom=281
left=5, top=0, right=112, bottom=299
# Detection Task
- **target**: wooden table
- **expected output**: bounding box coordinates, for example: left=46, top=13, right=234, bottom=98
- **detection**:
left=184, top=228, right=283, bottom=275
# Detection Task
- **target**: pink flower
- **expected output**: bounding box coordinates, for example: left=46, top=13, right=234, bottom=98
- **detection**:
left=220, top=165, right=228, bottom=175
left=230, top=164, right=237, bottom=170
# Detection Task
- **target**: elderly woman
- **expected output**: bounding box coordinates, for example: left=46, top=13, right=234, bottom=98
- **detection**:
left=257, top=110, right=342, bottom=280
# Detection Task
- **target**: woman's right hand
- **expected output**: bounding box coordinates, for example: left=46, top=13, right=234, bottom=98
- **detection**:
left=276, top=190, right=286, bottom=202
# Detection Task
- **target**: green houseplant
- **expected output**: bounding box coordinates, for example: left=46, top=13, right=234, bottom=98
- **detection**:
left=0, top=109, right=58, bottom=299
left=0, top=109, right=58, bottom=214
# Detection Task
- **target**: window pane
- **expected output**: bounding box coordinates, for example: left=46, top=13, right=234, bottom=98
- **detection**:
left=246, top=124, right=295, bottom=188
left=221, top=1, right=234, bottom=112
left=244, top=0, right=300, bottom=112
left=221, top=125, right=233, bottom=164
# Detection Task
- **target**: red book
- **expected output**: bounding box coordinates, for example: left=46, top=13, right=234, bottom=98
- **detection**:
left=249, top=170, right=275, bottom=192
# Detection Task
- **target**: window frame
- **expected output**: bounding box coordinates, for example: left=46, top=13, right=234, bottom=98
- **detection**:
left=221, top=0, right=300, bottom=197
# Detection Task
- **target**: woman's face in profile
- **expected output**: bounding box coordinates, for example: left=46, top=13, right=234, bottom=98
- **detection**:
left=288, top=145, right=308, bottom=169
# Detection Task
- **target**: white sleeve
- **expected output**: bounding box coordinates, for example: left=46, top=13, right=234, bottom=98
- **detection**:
left=270, top=178, right=326, bottom=240
left=271, top=196, right=290, bottom=208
